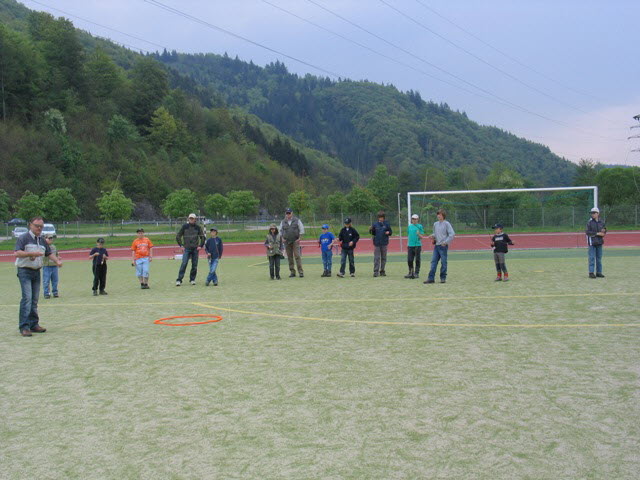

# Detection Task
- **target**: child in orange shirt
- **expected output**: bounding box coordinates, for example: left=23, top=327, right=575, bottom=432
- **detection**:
left=131, top=228, right=154, bottom=289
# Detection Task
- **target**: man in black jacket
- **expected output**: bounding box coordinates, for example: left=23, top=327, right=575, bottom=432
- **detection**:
left=337, top=218, right=360, bottom=278
left=585, top=207, right=606, bottom=279
left=175, top=213, right=206, bottom=286
left=369, top=211, right=392, bottom=277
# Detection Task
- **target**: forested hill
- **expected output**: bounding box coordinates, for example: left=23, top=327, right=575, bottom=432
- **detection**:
left=155, top=51, right=576, bottom=187
left=0, top=0, right=356, bottom=217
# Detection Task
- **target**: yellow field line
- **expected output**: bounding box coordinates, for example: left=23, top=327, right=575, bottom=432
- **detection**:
left=193, top=302, right=640, bottom=329
left=0, top=292, right=637, bottom=308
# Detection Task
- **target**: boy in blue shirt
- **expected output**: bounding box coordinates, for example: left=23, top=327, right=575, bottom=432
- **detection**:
left=205, top=228, right=223, bottom=286
left=318, top=224, right=336, bottom=277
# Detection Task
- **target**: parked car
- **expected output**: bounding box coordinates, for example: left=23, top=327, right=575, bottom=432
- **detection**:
left=12, top=226, right=28, bottom=238
left=8, top=218, right=25, bottom=226
left=43, top=223, right=57, bottom=238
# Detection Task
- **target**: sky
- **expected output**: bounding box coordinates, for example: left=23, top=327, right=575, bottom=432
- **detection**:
left=22, top=0, right=640, bottom=166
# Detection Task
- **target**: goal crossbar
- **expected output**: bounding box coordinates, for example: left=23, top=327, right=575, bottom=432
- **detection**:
left=407, top=186, right=598, bottom=221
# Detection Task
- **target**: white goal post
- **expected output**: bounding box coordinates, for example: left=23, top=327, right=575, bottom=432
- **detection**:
left=406, top=186, right=599, bottom=222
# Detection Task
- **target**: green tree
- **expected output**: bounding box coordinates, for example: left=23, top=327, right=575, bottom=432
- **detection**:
left=596, top=167, right=640, bottom=208
left=42, top=188, right=80, bottom=222
left=107, top=114, right=140, bottom=144
left=204, top=193, right=229, bottom=219
left=146, top=106, right=178, bottom=150
left=0, top=189, right=11, bottom=221
left=287, top=190, right=311, bottom=215
left=162, top=188, right=198, bottom=219
left=366, top=165, right=399, bottom=209
left=346, top=186, right=380, bottom=214
left=327, top=192, right=348, bottom=215
left=226, top=190, right=260, bottom=219
left=85, top=48, right=125, bottom=101
left=16, top=191, right=44, bottom=220
left=573, top=159, right=602, bottom=186
left=130, top=56, right=169, bottom=126
left=96, top=188, right=134, bottom=233
left=0, top=24, right=44, bottom=121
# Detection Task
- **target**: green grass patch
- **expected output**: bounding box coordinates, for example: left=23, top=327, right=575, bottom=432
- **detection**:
left=1, top=250, right=639, bottom=478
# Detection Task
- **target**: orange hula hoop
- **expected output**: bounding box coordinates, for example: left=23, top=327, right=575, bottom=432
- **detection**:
left=154, top=314, right=223, bottom=326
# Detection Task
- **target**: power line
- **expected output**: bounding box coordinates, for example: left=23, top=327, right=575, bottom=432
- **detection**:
left=413, top=0, right=608, bottom=105
left=25, top=0, right=166, bottom=51
left=379, top=0, right=603, bottom=120
left=259, top=0, right=513, bottom=109
left=303, top=0, right=623, bottom=142
left=141, top=0, right=343, bottom=79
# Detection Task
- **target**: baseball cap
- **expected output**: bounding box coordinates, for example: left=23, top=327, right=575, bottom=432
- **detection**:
left=590, top=207, right=600, bottom=213
left=411, top=214, right=419, bottom=219
left=188, top=213, right=197, bottom=219
left=285, top=208, right=293, bottom=213
left=136, top=228, right=144, bottom=233
left=97, top=237, right=105, bottom=243
left=344, top=217, right=352, bottom=224
left=492, top=223, right=503, bottom=229
left=322, top=224, right=329, bottom=229
left=210, top=227, right=218, bottom=232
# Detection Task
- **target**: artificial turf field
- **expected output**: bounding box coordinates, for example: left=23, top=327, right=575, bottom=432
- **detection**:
left=1, top=249, right=639, bottom=479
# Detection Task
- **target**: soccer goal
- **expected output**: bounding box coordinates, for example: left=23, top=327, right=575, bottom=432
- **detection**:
left=406, top=186, right=598, bottom=231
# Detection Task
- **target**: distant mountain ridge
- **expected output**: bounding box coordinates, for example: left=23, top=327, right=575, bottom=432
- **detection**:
left=155, top=51, right=576, bottom=187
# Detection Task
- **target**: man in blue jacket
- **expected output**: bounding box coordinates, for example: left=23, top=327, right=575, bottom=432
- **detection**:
left=369, top=211, right=392, bottom=277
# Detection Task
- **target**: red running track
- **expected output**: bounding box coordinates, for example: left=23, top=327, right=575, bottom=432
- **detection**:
left=2, top=231, right=639, bottom=262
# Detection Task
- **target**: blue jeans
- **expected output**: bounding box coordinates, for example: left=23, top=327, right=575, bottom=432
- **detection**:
left=206, top=258, right=219, bottom=284
left=588, top=244, right=603, bottom=274
left=17, top=268, right=41, bottom=331
left=321, top=250, right=333, bottom=271
left=135, top=257, right=150, bottom=278
left=177, top=248, right=199, bottom=282
left=43, top=266, right=59, bottom=296
left=428, top=245, right=449, bottom=281
left=340, top=249, right=355, bottom=274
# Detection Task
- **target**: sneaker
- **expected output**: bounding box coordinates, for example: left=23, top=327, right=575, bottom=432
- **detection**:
left=213, top=282, right=218, bottom=286
left=143, top=284, right=150, bottom=289
left=495, top=276, right=502, bottom=282
left=350, top=273, right=355, bottom=277
left=270, top=276, right=274, bottom=280
left=588, top=273, right=596, bottom=279
left=596, top=273, right=605, bottom=278
left=503, top=276, right=509, bottom=282
left=44, top=294, right=51, bottom=299
left=299, top=273, right=304, bottom=278
left=321, top=271, right=327, bottom=277
left=53, top=293, right=59, bottom=298
left=276, top=276, right=281, bottom=280
left=440, top=279, right=446, bottom=284
left=289, top=272, right=296, bottom=278
left=205, top=281, right=210, bottom=286
left=337, top=272, right=344, bottom=278
left=326, top=272, right=332, bottom=277
left=21, top=329, right=32, bottom=337
left=190, top=280, right=196, bottom=286
left=423, top=279, right=435, bottom=284
left=99, top=290, right=108, bottom=295
left=404, top=272, right=414, bottom=279
left=176, top=280, right=182, bottom=286
left=373, top=273, right=379, bottom=277
left=93, top=290, right=98, bottom=296
left=380, top=271, right=386, bottom=277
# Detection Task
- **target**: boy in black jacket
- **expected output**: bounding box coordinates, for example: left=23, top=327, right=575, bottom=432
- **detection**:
left=585, top=207, right=606, bottom=278
left=337, top=218, right=360, bottom=278
left=491, top=224, right=514, bottom=281
left=175, top=213, right=206, bottom=286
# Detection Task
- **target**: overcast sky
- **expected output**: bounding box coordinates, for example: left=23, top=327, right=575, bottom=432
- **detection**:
left=22, top=0, right=640, bottom=166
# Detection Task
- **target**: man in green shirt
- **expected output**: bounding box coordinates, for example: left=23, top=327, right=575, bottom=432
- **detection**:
left=405, top=214, right=426, bottom=279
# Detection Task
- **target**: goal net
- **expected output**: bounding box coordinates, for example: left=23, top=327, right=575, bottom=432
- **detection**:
left=406, top=187, right=598, bottom=232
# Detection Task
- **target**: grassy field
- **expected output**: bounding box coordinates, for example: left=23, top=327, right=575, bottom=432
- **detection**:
left=1, top=249, right=639, bottom=479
